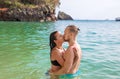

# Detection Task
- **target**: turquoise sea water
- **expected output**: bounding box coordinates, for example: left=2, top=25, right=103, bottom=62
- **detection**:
left=0, top=20, right=120, bottom=79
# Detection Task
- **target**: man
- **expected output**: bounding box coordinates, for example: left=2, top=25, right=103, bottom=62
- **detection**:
left=51, top=25, right=82, bottom=78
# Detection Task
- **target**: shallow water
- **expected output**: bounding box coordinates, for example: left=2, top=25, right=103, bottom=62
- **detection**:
left=0, top=20, right=120, bottom=79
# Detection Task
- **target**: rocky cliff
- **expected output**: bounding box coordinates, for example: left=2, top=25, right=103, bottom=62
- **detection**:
left=57, top=11, right=73, bottom=20
left=0, top=0, right=60, bottom=22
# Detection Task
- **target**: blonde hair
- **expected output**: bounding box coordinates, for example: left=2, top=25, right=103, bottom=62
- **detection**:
left=67, top=25, right=80, bottom=35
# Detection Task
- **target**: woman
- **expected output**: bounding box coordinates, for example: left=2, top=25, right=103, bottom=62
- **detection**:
left=49, top=31, right=65, bottom=78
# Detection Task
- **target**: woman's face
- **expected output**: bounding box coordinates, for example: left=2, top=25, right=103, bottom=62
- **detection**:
left=54, top=31, right=64, bottom=44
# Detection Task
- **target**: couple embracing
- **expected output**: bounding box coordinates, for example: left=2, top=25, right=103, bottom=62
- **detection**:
left=49, top=25, right=82, bottom=79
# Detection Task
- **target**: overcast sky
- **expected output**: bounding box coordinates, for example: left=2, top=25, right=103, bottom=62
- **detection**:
left=56, top=0, right=120, bottom=20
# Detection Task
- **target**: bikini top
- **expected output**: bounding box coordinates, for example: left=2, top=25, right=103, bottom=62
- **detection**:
left=51, top=60, right=61, bottom=66
left=50, top=47, right=65, bottom=67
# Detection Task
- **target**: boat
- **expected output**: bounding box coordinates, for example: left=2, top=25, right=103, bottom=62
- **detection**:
left=115, top=17, right=120, bottom=21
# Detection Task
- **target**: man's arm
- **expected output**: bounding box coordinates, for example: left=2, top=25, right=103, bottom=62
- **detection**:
left=52, top=48, right=74, bottom=75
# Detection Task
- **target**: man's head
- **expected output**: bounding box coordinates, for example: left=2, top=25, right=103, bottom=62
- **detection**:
left=64, top=25, right=80, bottom=42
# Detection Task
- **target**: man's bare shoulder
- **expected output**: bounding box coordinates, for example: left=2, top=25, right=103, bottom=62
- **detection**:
left=68, top=44, right=80, bottom=51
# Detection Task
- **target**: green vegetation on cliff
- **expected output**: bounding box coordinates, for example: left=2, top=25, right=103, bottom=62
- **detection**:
left=0, top=0, right=60, bottom=9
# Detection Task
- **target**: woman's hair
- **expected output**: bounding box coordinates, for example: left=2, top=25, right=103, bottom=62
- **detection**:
left=49, top=31, right=58, bottom=52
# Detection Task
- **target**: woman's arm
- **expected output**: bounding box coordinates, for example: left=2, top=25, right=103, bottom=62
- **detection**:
left=51, top=48, right=74, bottom=75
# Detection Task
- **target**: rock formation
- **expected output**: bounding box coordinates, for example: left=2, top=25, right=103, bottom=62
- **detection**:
left=0, top=0, right=60, bottom=22
left=57, top=11, right=73, bottom=20
left=0, top=6, right=56, bottom=22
